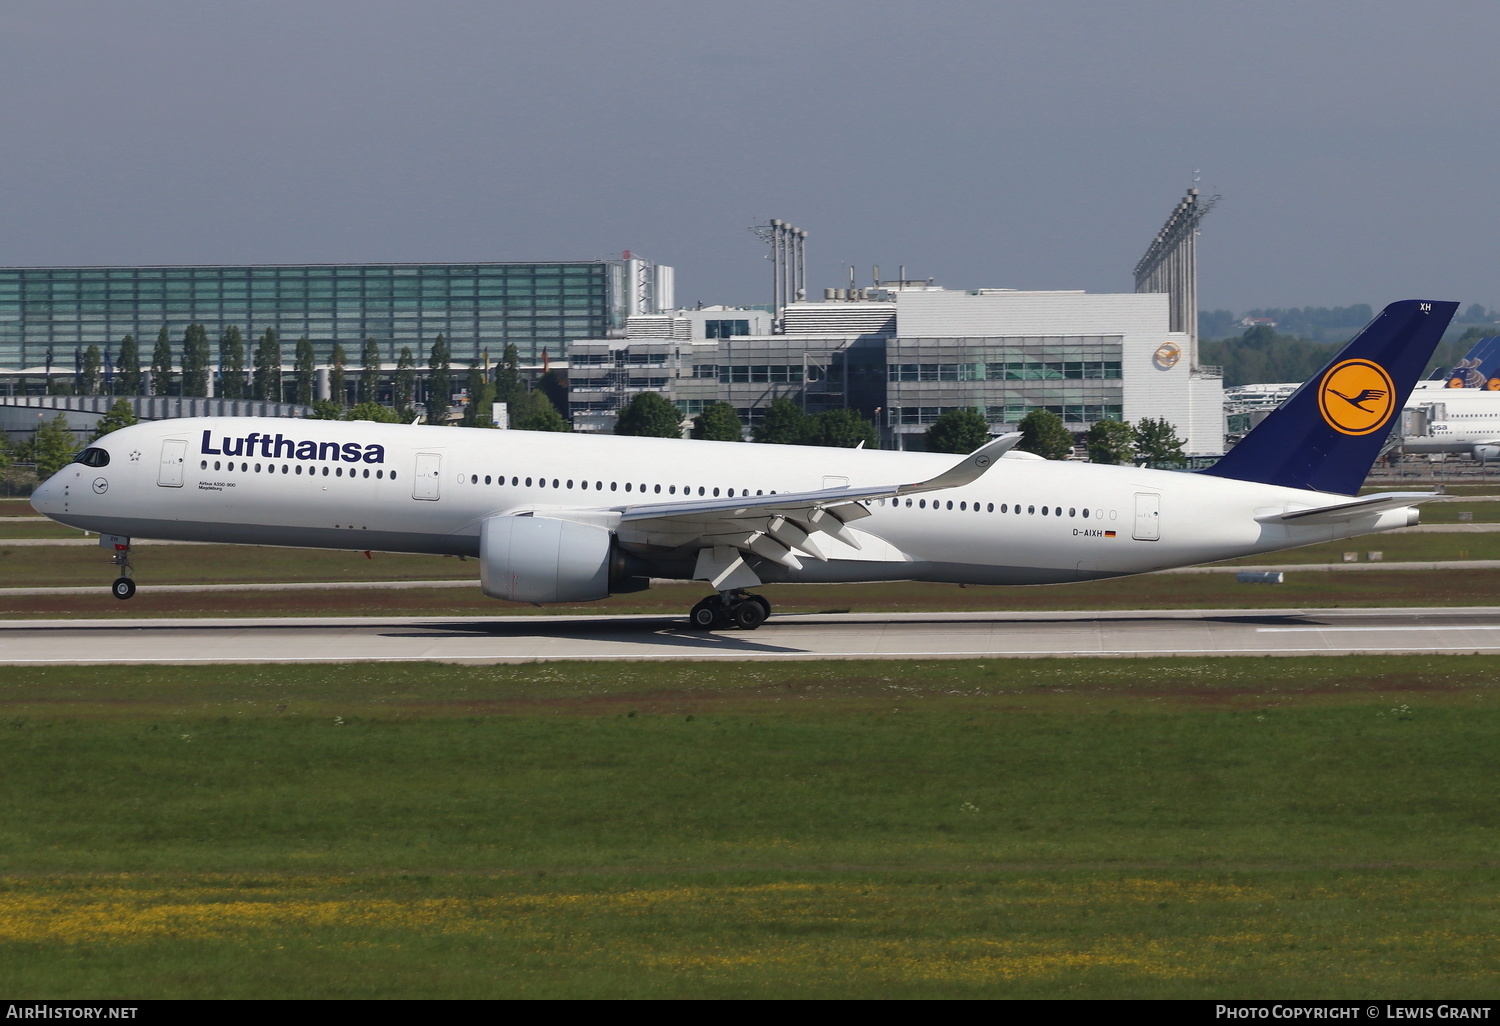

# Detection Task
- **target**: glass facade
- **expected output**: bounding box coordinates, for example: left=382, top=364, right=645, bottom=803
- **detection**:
left=0, top=261, right=635, bottom=377
left=885, top=336, right=1125, bottom=429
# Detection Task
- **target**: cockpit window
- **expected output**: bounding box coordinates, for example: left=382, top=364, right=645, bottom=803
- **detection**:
left=72, top=447, right=110, bottom=468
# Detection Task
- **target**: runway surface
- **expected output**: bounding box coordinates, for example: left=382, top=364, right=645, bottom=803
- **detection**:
left=5, top=606, right=1500, bottom=663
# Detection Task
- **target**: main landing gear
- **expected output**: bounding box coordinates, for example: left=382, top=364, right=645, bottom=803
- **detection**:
left=109, top=539, right=136, bottom=600
left=689, top=590, right=771, bottom=631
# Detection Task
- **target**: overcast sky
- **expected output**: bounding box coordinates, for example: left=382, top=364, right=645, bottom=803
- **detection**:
left=1, top=0, right=1495, bottom=313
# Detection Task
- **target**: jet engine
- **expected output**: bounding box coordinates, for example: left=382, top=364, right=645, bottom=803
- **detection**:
left=1474, top=444, right=1500, bottom=462
left=480, top=515, right=646, bottom=603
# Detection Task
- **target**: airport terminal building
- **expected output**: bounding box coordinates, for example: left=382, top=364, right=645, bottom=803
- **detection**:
left=0, top=256, right=674, bottom=387
left=568, top=287, right=1224, bottom=455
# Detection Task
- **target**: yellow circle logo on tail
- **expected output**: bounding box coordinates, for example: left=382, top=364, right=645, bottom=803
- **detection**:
left=1486, top=377, right=1500, bottom=391
left=1318, top=359, right=1396, bottom=435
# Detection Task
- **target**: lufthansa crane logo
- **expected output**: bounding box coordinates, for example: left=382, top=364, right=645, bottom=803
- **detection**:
left=1318, top=359, right=1396, bottom=436
left=1154, top=342, right=1182, bottom=369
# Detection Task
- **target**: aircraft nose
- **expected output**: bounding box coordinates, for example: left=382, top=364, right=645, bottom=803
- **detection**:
left=30, top=473, right=63, bottom=516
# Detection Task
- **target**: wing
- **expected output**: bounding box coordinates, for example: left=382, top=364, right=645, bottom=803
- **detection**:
left=603, top=433, right=1022, bottom=584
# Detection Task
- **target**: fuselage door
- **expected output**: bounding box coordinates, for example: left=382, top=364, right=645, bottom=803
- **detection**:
left=413, top=452, right=442, bottom=500
left=157, top=438, right=186, bottom=488
left=1133, top=492, right=1160, bottom=541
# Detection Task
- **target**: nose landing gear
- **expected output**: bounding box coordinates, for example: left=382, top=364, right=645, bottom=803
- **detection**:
left=688, top=590, right=771, bottom=630
left=108, top=537, right=135, bottom=600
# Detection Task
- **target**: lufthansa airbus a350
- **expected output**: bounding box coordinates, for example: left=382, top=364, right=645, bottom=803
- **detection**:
left=30, top=300, right=1456, bottom=629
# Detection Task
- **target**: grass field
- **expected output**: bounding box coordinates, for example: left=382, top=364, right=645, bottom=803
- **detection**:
left=2, top=657, right=1498, bottom=998
left=11, top=562, right=1500, bottom=620
left=5, top=526, right=1500, bottom=582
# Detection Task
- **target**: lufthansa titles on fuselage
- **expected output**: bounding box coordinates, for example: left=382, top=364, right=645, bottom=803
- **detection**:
left=200, top=430, right=386, bottom=464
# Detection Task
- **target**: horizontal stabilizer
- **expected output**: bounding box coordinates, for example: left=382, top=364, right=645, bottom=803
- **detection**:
left=1255, top=492, right=1439, bottom=526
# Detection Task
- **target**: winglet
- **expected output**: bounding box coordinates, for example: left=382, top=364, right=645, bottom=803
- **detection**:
left=899, top=433, right=1021, bottom=495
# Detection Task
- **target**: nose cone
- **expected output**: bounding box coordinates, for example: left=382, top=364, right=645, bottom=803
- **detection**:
left=30, top=473, right=62, bottom=517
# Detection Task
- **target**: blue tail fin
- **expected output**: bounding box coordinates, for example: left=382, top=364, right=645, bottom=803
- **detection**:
left=1441, top=334, right=1500, bottom=388
left=1202, top=300, right=1457, bottom=494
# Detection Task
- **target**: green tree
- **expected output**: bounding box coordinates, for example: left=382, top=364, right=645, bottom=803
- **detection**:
left=1199, top=326, right=1343, bottom=387
left=359, top=337, right=382, bottom=404
left=219, top=326, right=246, bottom=399
left=1085, top=419, right=1135, bottom=465
left=811, top=408, right=879, bottom=448
left=80, top=345, right=104, bottom=396
left=461, top=363, right=493, bottom=427
left=28, top=414, right=78, bottom=477
left=494, top=343, right=523, bottom=405
left=180, top=324, right=212, bottom=397
left=90, top=398, right=139, bottom=442
left=310, top=399, right=344, bottom=420
left=751, top=396, right=813, bottom=444
left=293, top=336, right=316, bottom=406
left=426, top=335, right=451, bottom=424
left=0, top=432, right=11, bottom=473
left=345, top=401, right=402, bottom=424
left=253, top=329, right=282, bottom=402
left=1133, top=416, right=1186, bottom=467
left=690, top=402, right=744, bottom=441
left=177, top=326, right=197, bottom=397
left=394, top=346, right=416, bottom=419
left=614, top=392, right=683, bottom=437
left=329, top=343, right=347, bottom=406
left=1017, top=409, right=1074, bottom=460
left=151, top=326, right=174, bottom=396
left=116, top=335, right=141, bottom=396
left=537, top=368, right=567, bottom=418
left=924, top=408, right=989, bottom=454
left=512, top=389, right=569, bottom=432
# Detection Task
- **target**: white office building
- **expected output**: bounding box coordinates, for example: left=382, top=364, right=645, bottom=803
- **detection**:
left=567, top=287, right=1224, bottom=456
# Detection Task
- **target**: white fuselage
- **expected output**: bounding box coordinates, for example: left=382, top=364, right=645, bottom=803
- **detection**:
left=32, top=417, right=1416, bottom=589
left=1401, top=388, right=1500, bottom=457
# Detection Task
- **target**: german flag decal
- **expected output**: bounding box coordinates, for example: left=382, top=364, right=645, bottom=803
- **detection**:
left=1104, top=530, right=1117, bottom=538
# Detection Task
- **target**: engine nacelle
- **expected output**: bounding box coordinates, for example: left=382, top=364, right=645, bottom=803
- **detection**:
left=1474, top=444, right=1500, bottom=462
left=480, top=515, right=614, bottom=603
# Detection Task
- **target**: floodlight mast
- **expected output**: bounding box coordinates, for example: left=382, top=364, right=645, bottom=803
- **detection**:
left=1134, top=187, right=1220, bottom=361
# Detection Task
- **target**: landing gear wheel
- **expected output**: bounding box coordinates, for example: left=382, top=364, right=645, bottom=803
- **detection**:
left=732, top=599, right=767, bottom=631
left=111, top=577, right=136, bottom=601
left=689, top=598, right=721, bottom=629
left=751, top=595, right=771, bottom=621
